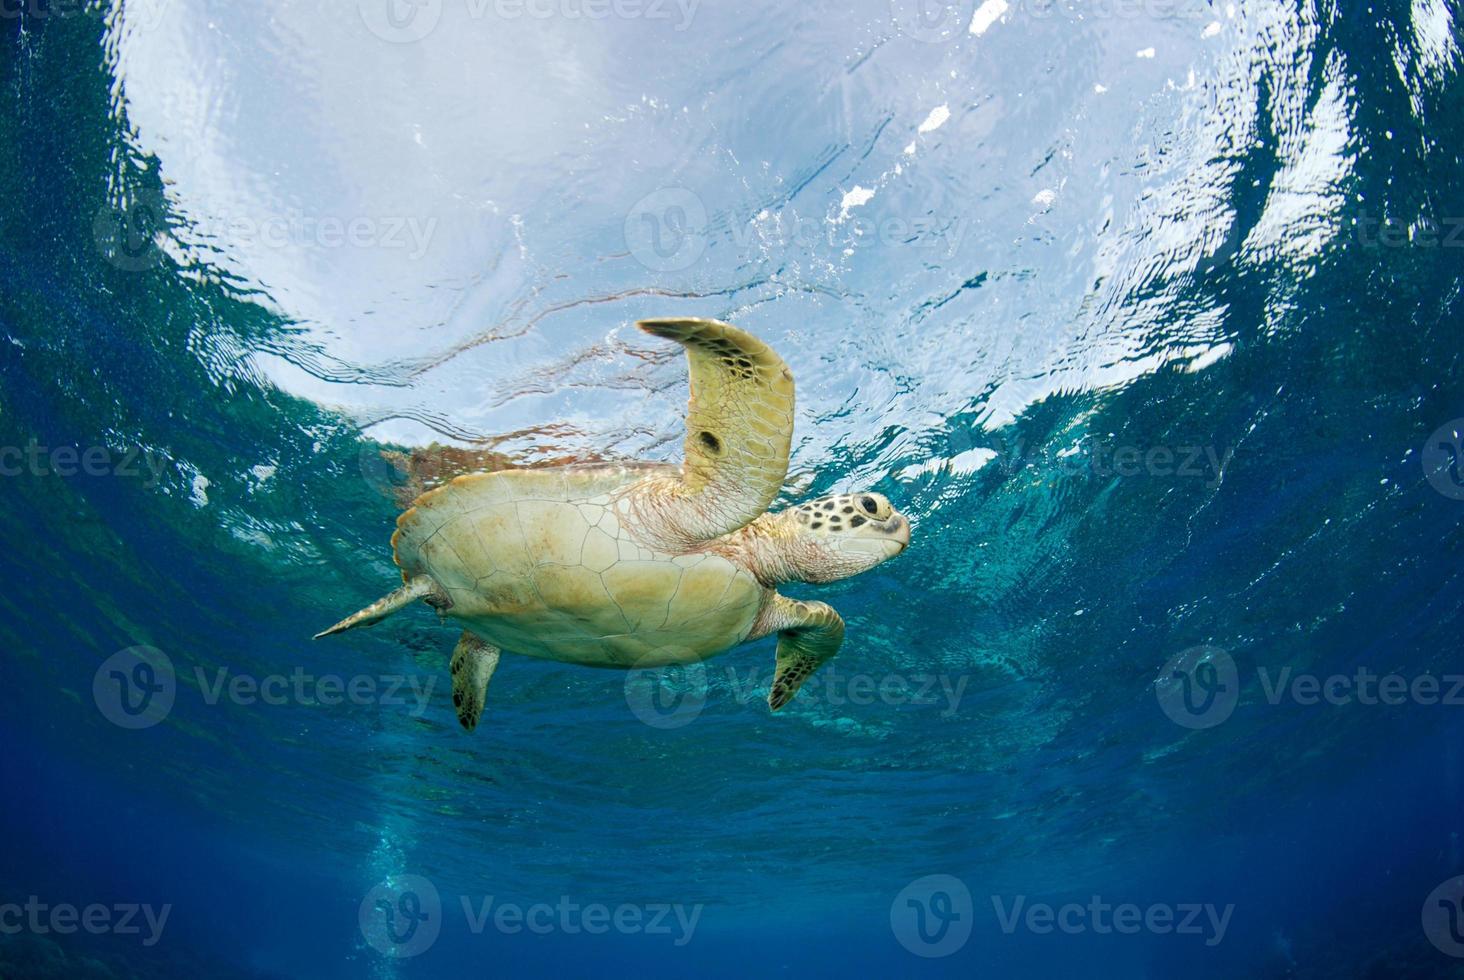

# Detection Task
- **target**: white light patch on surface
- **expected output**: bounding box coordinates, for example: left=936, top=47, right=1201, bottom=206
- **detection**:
left=897, top=448, right=997, bottom=481
left=1241, top=52, right=1355, bottom=268
left=969, top=0, right=1009, bottom=36
left=190, top=473, right=211, bottom=507
left=1183, top=343, right=1233, bottom=373
left=839, top=185, right=876, bottom=218
left=918, top=104, right=951, bottom=134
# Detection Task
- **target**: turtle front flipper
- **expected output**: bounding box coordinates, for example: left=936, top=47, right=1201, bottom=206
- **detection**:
left=450, top=631, right=501, bottom=732
left=753, top=594, right=845, bottom=711
left=636, top=318, right=795, bottom=543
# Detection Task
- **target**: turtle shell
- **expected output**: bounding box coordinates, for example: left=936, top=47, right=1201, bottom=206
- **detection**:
left=391, top=464, right=764, bottom=667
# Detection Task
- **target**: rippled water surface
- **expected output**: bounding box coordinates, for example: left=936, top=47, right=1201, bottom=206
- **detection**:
left=3, top=0, right=1464, bottom=976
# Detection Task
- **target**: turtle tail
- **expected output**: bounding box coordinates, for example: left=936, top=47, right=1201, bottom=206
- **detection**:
left=314, top=577, right=441, bottom=639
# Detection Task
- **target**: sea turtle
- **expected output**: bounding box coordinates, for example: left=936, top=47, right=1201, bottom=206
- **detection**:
left=316, top=317, right=911, bottom=730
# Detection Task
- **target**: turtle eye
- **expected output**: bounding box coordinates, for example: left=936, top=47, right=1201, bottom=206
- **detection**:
left=859, top=496, right=879, bottom=516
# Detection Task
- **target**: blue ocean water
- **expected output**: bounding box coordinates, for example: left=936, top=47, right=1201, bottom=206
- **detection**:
left=3, top=0, right=1464, bottom=976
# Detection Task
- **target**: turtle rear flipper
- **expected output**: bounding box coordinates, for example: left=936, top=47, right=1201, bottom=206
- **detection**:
left=450, top=631, right=501, bottom=732
left=313, top=576, right=443, bottom=638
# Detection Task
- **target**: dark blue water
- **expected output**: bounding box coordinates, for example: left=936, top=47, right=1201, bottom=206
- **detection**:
left=3, top=0, right=1464, bottom=976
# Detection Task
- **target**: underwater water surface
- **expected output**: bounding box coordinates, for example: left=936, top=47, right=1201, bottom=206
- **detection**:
left=2, top=0, right=1464, bottom=976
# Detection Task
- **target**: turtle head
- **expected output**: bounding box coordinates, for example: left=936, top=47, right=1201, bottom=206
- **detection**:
left=778, top=492, right=911, bottom=583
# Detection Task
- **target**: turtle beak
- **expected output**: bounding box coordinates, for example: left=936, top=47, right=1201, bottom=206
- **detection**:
left=885, top=513, right=910, bottom=553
